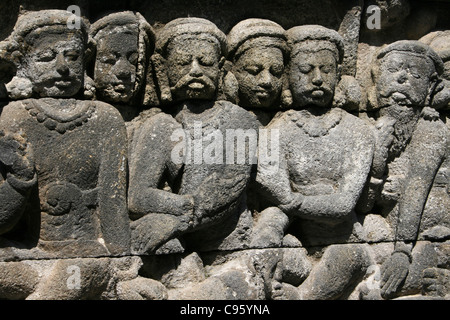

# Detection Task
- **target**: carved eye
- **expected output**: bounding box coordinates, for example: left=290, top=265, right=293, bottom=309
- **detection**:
left=100, top=55, right=116, bottom=65
left=409, top=68, right=421, bottom=79
left=177, top=55, right=191, bottom=66
left=387, top=65, right=401, bottom=73
left=298, top=64, right=312, bottom=73
left=321, top=65, right=334, bottom=74
left=387, top=68, right=397, bottom=73
left=36, top=50, right=56, bottom=62
left=244, top=65, right=261, bottom=75
left=65, top=50, right=80, bottom=61
left=271, top=65, right=284, bottom=77
left=198, top=56, right=215, bottom=67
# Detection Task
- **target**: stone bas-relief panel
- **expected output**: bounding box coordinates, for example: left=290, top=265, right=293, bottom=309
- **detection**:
left=0, top=1, right=448, bottom=300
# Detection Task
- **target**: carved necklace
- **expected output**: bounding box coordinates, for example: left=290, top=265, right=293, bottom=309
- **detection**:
left=24, top=98, right=96, bottom=134
left=288, top=108, right=342, bottom=137
left=176, top=102, right=224, bottom=137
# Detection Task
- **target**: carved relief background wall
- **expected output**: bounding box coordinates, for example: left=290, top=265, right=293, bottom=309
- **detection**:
left=0, top=0, right=448, bottom=300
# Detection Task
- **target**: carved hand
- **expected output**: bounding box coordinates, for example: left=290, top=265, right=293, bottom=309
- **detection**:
left=279, top=193, right=304, bottom=214
left=0, top=130, right=35, bottom=181
left=420, top=106, right=440, bottom=121
left=380, top=251, right=410, bottom=299
left=193, top=172, right=248, bottom=224
left=177, top=194, right=197, bottom=232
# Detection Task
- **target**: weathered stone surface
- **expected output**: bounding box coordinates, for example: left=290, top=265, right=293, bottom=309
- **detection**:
left=0, top=1, right=448, bottom=301
left=91, top=11, right=155, bottom=121
left=0, top=261, right=39, bottom=299
left=0, top=10, right=130, bottom=260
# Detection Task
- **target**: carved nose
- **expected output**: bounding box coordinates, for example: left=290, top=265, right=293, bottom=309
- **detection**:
left=312, top=68, right=323, bottom=86
left=189, top=59, right=203, bottom=77
left=55, top=54, right=69, bottom=75
left=396, top=71, right=408, bottom=84
left=114, top=59, right=132, bottom=80
left=258, top=69, right=273, bottom=87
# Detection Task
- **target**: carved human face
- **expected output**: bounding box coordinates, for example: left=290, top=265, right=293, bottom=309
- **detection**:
left=232, top=46, right=284, bottom=108
left=22, top=27, right=85, bottom=98
left=288, top=49, right=338, bottom=108
left=376, top=52, right=435, bottom=107
left=166, top=36, right=222, bottom=102
left=94, top=28, right=139, bottom=104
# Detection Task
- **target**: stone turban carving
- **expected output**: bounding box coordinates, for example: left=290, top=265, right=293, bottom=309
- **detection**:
left=377, top=40, right=444, bottom=75
left=156, top=17, right=227, bottom=56
left=227, top=18, right=288, bottom=61
left=286, top=25, right=345, bottom=65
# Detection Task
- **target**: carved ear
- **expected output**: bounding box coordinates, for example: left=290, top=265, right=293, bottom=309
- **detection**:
left=281, top=89, right=293, bottom=109
left=218, top=60, right=238, bottom=103
left=429, top=78, right=450, bottom=110
left=0, top=40, right=21, bottom=77
left=366, top=65, right=380, bottom=111
left=142, top=58, right=160, bottom=107
left=332, top=75, right=361, bottom=112
left=5, top=76, right=33, bottom=100
left=425, top=71, right=440, bottom=107
left=151, top=53, right=172, bottom=105
left=83, top=73, right=96, bottom=100
left=280, top=73, right=292, bottom=109
left=85, top=36, right=96, bottom=66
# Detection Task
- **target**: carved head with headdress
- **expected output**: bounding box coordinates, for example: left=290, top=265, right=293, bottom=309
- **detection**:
left=369, top=40, right=444, bottom=110
left=227, top=18, right=289, bottom=109
left=151, top=17, right=227, bottom=105
left=90, top=11, right=155, bottom=105
left=0, top=9, right=92, bottom=99
left=286, top=25, right=345, bottom=109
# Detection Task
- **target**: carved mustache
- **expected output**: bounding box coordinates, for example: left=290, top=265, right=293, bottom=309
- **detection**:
left=99, top=82, right=133, bottom=92
left=305, top=85, right=333, bottom=97
left=36, top=74, right=80, bottom=90
left=171, top=75, right=216, bottom=92
left=379, top=87, right=413, bottom=104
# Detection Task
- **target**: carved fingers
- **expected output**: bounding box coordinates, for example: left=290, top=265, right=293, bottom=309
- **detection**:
left=279, top=193, right=304, bottom=215
left=0, top=130, right=35, bottom=181
left=380, top=251, right=410, bottom=299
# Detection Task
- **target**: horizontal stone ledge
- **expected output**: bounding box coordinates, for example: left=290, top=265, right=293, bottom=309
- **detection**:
left=0, top=239, right=447, bottom=262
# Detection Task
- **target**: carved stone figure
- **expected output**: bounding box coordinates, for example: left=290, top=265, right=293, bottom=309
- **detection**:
left=0, top=9, right=130, bottom=259
left=0, top=1, right=448, bottom=301
left=420, top=30, right=450, bottom=110
left=90, top=11, right=155, bottom=121
left=128, top=17, right=259, bottom=254
left=0, top=130, right=36, bottom=237
left=227, top=18, right=289, bottom=111
left=256, top=25, right=375, bottom=299
left=225, top=18, right=291, bottom=247
left=417, top=31, right=450, bottom=299
left=363, top=40, right=449, bottom=299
